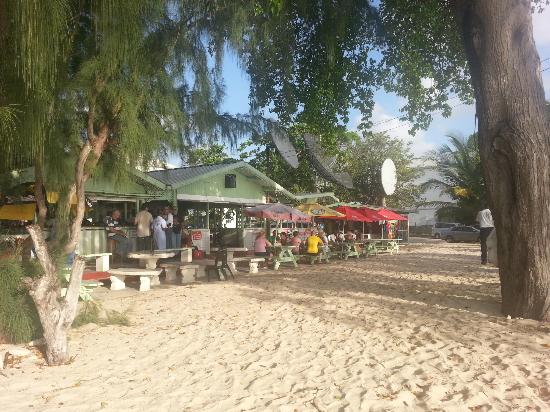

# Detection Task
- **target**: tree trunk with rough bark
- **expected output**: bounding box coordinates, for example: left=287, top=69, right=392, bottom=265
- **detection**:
left=27, top=100, right=109, bottom=365
left=452, top=0, right=550, bottom=320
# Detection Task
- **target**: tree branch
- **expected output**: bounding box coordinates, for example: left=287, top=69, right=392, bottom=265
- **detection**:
left=62, top=255, right=85, bottom=327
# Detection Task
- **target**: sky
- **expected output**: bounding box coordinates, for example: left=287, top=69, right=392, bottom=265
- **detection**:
left=216, top=8, right=550, bottom=160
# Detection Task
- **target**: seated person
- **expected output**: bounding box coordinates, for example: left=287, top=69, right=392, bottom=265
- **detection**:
left=318, top=230, right=330, bottom=253
left=268, top=229, right=280, bottom=245
left=279, top=231, right=288, bottom=246
left=105, top=209, right=131, bottom=258
left=254, top=231, right=273, bottom=258
left=306, top=230, right=324, bottom=256
left=290, top=231, right=302, bottom=254
left=345, top=230, right=356, bottom=241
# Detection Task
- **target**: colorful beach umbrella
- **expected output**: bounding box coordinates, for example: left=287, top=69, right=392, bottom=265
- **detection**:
left=320, top=206, right=372, bottom=222
left=244, top=203, right=311, bottom=222
left=358, top=207, right=407, bottom=221
left=296, top=202, right=344, bottom=217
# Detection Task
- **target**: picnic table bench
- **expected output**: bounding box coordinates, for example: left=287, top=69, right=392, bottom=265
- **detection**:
left=79, top=252, right=112, bottom=271
left=108, top=268, right=162, bottom=292
left=230, top=256, right=265, bottom=273
left=272, top=245, right=298, bottom=270
left=362, top=239, right=400, bottom=255
left=159, top=263, right=200, bottom=283
left=329, top=242, right=360, bottom=260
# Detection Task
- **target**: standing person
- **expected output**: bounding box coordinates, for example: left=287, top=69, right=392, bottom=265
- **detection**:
left=134, top=204, right=153, bottom=251
left=476, top=206, right=495, bottom=265
left=164, top=205, right=174, bottom=249
left=172, top=215, right=182, bottom=249
left=152, top=209, right=168, bottom=250
left=105, top=209, right=131, bottom=258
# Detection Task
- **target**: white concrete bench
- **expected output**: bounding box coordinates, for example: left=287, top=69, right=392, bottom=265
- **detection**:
left=108, top=268, right=162, bottom=292
left=80, top=253, right=112, bottom=271
left=231, top=257, right=265, bottom=274
left=160, top=263, right=179, bottom=282
left=156, top=247, right=193, bottom=263
left=179, top=264, right=200, bottom=284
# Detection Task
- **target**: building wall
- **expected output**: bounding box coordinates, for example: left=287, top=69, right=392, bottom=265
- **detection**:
left=177, top=169, right=266, bottom=202
left=85, top=174, right=151, bottom=196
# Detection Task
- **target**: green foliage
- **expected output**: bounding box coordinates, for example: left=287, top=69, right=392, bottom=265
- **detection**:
left=335, top=132, right=423, bottom=208
left=0, top=259, right=42, bottom=343
left=72, top=301, right=131, bottom=328
left=185, top=144, right=232, bottom=166
left=421, top=133, right=485, bottom=223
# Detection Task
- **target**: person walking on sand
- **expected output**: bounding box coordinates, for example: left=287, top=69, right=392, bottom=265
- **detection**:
left=476, top=206, right=494, bottom=265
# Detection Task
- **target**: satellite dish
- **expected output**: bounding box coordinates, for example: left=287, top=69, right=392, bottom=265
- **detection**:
left=303, top=133, right=353, bottom=189
left=381, top=158, right=397, bottom=195
left=268, top=123, right=299, bottom=169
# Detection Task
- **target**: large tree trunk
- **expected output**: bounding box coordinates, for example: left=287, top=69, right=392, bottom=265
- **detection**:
left=25, top=225, right=85, bottom=364
left=34, top=155, right=48, bottom=228
left=452, top=0, right=550, bottom=320
left=27, top=103, right=109, bottom=365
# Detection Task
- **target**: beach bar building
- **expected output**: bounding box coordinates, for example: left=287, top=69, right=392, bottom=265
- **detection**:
left=147, top=161, right=302, bottom=252
left=1, top=161, right=332, bottom=254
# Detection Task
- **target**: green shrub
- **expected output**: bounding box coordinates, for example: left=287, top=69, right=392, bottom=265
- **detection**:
left=72, top=302, right=131, bottom=328
left=72, top=301, right=102, bottom=328
left=0, top=259, right=42, bottom=343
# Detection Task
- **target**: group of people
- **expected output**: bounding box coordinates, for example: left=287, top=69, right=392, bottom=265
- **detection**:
left=254, top=228, right=361, bottom=261
left=106, top=204, right=194, bottom=259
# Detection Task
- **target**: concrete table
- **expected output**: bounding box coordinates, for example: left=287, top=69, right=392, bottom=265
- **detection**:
left=127, top=251, right=175, bottom=285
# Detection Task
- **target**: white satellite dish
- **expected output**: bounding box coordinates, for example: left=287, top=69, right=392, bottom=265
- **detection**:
left=381, top=158, right=397, bottom=195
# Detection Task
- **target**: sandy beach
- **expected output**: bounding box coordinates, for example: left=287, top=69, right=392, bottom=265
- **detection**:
left=1, top=241, right=549, bottom=411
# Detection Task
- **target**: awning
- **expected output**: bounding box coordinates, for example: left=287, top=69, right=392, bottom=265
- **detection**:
left=296, top=203, right=344, bottom=217
left=359, top=207, right=407, bottom=221
left=320, top=206, right=372, bottom=222
left=0, top=203, right=36, bottom=221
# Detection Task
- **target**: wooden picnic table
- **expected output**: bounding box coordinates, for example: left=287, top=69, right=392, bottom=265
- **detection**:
left=329, top=242, right=361, bottom=260
left=361, top=238, right=401, bottom=255
left=272, top=245, right=298, bottom=270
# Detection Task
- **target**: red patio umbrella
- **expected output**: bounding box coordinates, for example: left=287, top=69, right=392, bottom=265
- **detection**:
left=376, top=208, right=408, bottom=221
left=244, top=203, right=311, bottom=222
left=358, top=207, right=407, bottom=221
left=321, top=206, right=372, bottom=222
left=357, top=207, right=386, bottom=222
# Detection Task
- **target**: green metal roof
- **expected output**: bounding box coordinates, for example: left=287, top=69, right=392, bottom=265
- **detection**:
left=147, top=161, right=297, bottom=200
left=147, top=163, right=231, bottom=186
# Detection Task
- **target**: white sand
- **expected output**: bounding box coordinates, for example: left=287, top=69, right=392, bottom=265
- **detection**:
left=1, top=241, right=549, bottom=411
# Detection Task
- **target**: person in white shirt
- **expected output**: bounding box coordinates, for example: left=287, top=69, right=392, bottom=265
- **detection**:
left=134, top=204, right=153, bottom=251
left=164, top=205, right=174, bottom=249
left=476, top=207, right=494, bottom=265
left=153, top=210, right=168, bottom=250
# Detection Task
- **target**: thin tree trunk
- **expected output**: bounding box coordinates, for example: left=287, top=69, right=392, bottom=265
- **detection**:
left=27, top=102, right=109, bottom=365
left=452, top=0, right=550, bottom=320
left=34, top=155, right=48, bottom=227
left=25, top=225, right=85, bottom=364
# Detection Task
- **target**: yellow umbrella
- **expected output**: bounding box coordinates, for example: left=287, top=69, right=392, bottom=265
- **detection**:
left=296, top=202, right=344, bottom=217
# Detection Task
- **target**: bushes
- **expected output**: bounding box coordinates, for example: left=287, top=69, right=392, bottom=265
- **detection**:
left=0, top=259, right=42, bottom=344
left=72, top=301, right=131, bottom=328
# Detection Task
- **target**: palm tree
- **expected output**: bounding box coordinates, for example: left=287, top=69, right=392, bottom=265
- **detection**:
left=421, top=133, right=485, bottom=224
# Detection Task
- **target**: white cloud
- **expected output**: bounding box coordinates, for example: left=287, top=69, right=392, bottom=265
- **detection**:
left=533, top=7, right=550, bottom=47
